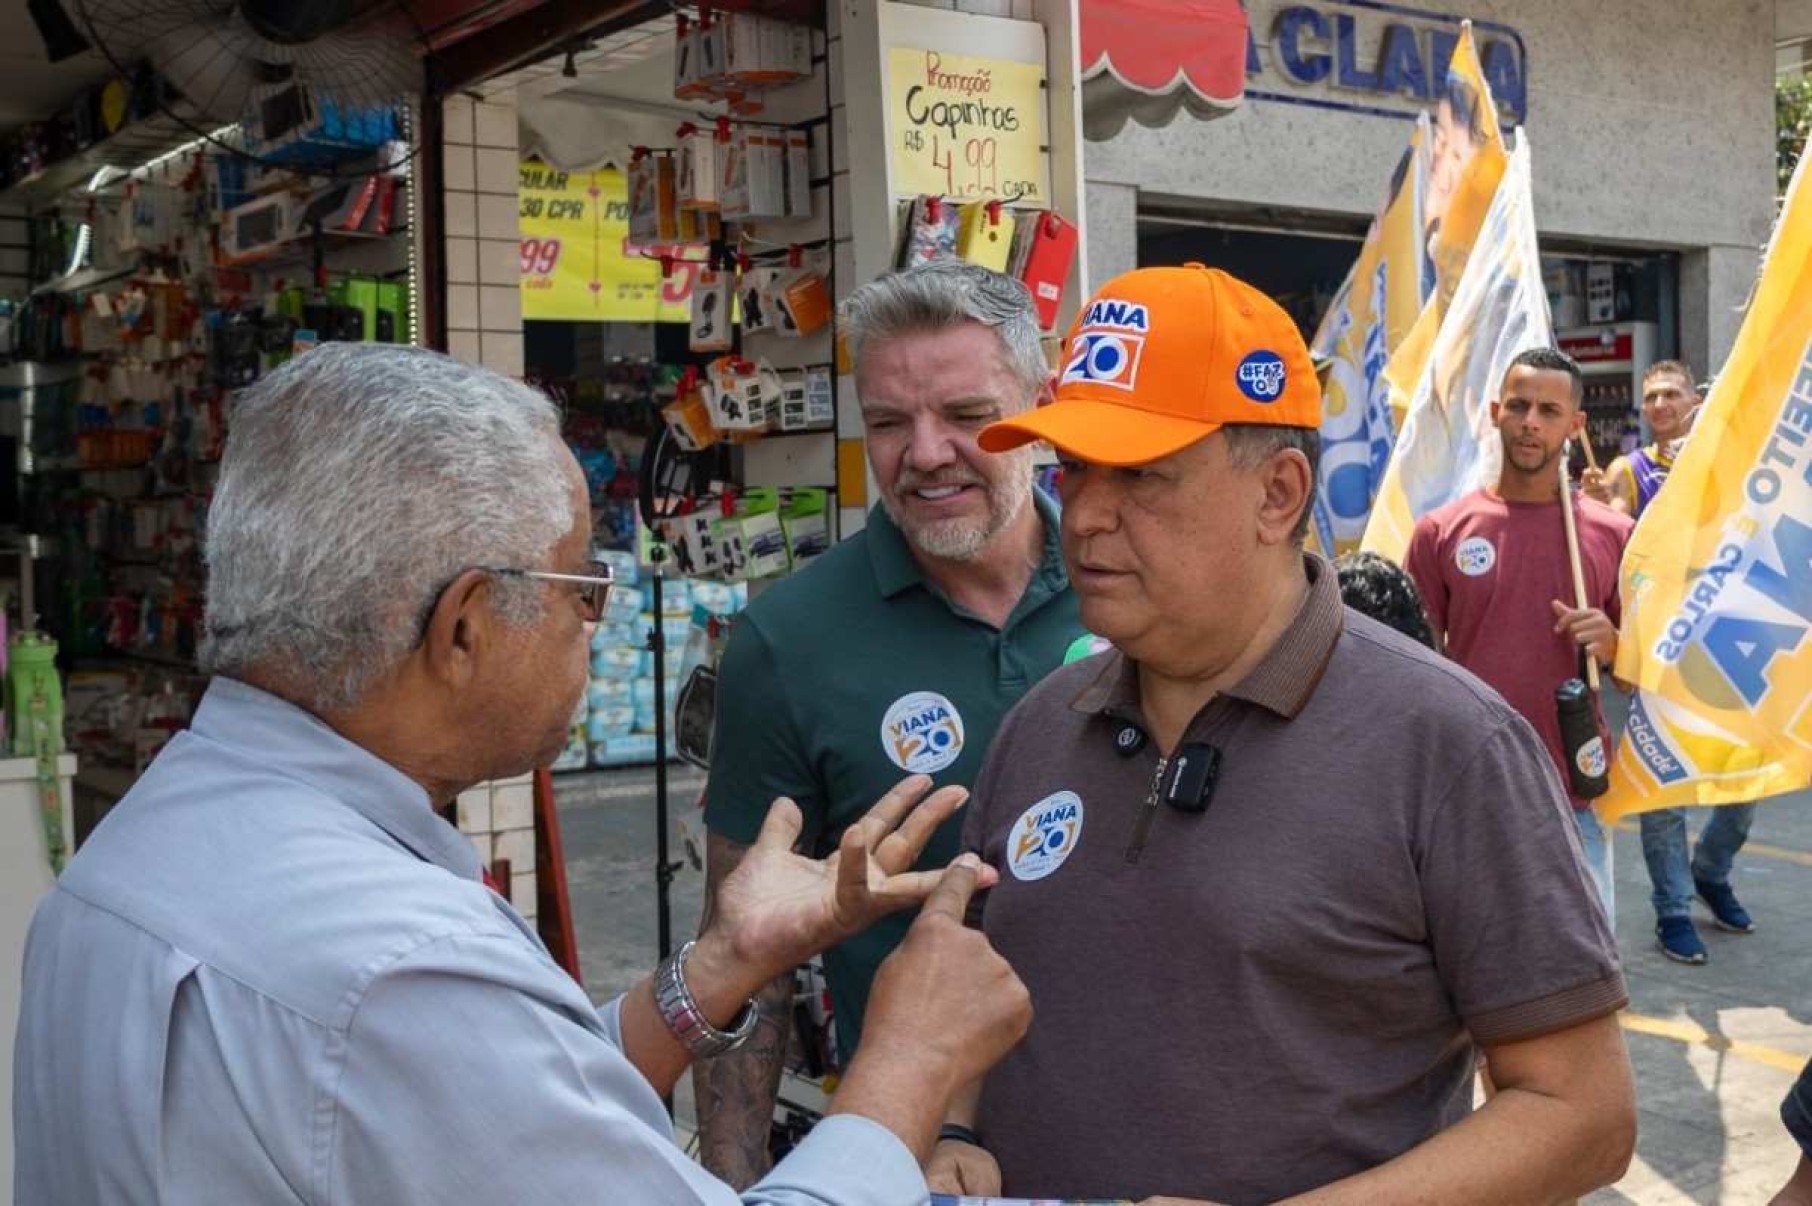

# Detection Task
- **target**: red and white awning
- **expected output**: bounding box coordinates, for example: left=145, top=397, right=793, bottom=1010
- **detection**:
left=1081, top=0, right=1248, bottom=140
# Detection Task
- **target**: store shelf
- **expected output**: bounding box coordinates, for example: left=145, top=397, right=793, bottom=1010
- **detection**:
left=0, top=110, right=216, bottom=209
left=223, top=224, right=413, bottom=276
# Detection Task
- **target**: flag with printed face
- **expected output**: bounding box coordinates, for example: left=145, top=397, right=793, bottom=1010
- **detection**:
left=1308, top=115, right=1430, bottom=554
left=1601, top=147, right=1812, bottom=821
left=1414, top=23, right=1507, bottom=329
left=1314, top=23, right=1505, bottom=553
left=1360, top=134, right=1551, bottom=562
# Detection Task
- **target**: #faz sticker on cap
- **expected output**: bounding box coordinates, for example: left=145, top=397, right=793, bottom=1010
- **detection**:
left=1235, top=350, right=1288, bottom=402
left=1063, top=330, right=1145, bottom=392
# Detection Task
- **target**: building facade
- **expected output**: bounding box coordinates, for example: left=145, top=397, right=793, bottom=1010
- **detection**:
left=1085, top=0, right=1775, bottom=377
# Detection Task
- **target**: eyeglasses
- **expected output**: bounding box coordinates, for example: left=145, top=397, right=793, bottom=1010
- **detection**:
left=417, top=558, right=618, bottom=640
left=481, top=565, right=617, bottom=623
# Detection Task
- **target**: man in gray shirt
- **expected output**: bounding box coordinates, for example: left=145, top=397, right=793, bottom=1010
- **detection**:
left=14, top=345, right=1029, bottom=1205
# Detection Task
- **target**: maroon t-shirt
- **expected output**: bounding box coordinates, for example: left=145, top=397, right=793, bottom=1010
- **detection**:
left=1405, top=489, right=1634, bottom=809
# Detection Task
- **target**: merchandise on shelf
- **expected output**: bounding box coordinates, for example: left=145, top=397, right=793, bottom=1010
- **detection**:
left=5, top=129, right=416, bottom=798
left=572, top=571, right=748, bottom=770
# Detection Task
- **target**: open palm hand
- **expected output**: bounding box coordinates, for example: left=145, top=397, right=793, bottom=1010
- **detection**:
left=710, top=774, right=974, bottom=984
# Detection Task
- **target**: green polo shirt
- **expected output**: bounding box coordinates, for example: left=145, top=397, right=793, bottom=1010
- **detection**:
left=704, top=492, right=1083, bottom=1063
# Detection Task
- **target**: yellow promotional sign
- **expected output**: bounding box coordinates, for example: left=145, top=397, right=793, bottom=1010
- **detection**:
left=1383, top=24, right=1507, bottom=430
left=887, top=47, right=1047, bottom=203
left=1602, top=147, right=1812, bottom=820
left=1308, top=113, right=1429, bottom=554
left=518, top=161, right=693, bottom=323
left=1361, top=136, right=1550, bottom=563
left=1362, top=23, right=1523, bottom=561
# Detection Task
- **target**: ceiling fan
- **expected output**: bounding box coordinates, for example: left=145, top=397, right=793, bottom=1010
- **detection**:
left=53, top=0, right=431, bottom=176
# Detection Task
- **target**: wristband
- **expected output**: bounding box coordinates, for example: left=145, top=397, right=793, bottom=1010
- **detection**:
left=938, top=1123, right=985, bottom=1148
left=653, top=940, right=759, bottom=1058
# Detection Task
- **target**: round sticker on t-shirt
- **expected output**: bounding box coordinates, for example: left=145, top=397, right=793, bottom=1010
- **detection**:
left=1575, top=736, right=1608, bottom=779
left=880, top=691, right=966, bottom=774
left=1007, top=791, right=1084, bottom=882
left=1455, top=536, right=1496, bottom=577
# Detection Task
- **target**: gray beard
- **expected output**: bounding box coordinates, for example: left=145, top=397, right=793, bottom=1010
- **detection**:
left=888, top=457, right=1035, bottom=563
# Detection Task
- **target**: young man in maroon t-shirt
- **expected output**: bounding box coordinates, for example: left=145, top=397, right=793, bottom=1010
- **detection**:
left=1406, top=347, right=1633, bottom=923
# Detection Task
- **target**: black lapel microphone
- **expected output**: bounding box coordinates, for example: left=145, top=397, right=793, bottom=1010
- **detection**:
left=1110, top=726, right=1222, bottom=811
left=1163, top=742, right=1222, bottom=813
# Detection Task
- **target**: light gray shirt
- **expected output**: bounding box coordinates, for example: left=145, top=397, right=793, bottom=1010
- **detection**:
left=14, top=678, right=923, bottom=1205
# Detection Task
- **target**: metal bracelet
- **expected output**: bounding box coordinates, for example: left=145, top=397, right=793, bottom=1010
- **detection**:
left=653, top=940, right=759, bottom=1059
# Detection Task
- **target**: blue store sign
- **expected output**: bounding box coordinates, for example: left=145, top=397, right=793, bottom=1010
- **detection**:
left=1244, top=1, right=1527, bottom=125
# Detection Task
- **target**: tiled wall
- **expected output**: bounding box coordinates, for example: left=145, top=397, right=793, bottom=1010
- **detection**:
left=439, top=94, right=542, bottom=919
left=441, top=93, right=524, bottom=378
left=453, top=773, right=540, bottom=920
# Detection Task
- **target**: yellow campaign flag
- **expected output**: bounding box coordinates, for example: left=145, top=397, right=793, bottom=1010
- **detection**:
left=1601, top=147, right=1812, bottom=821
left=518, top=160, right=693, bottom=323
left=1361, top=24, right=1520, bottom=563
left=1384, top=23, right=1506, bottom=431
left=1308, top=114, right=1430, bottom=555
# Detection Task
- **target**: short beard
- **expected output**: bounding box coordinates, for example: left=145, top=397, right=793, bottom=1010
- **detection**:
left=887, top=450, right=1035, bottom=563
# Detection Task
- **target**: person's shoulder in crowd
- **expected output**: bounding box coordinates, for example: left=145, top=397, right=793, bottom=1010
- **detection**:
left=1333, top=606, right=1525, bottom=733
left=1415, top=486, right=1496, bottom=534
left=1577, top=492, right=1637, bottom=537
left=994, top=616, right=1520, bottom=744
left=736, top=522, right=877, bottom=637
left=996, top=650, right=1118, bottom=728
left=56, top=732, right=515, bottom=1027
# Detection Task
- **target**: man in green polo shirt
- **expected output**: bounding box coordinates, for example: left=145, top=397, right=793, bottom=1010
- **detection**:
left=695, top=260, right=1083, bottom=1187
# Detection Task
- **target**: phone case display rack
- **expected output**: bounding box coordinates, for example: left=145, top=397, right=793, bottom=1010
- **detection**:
left=3, top=104, right=417, bottom=806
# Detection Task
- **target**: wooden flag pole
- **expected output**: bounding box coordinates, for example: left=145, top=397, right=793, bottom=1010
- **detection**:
left=1559, top=445, right=1601, bottom=691
left=1578, top=430, right=1601, bottom=473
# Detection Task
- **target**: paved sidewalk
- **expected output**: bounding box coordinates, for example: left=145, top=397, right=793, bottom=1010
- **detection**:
left=1588, top=788, right=1812, bottom=1204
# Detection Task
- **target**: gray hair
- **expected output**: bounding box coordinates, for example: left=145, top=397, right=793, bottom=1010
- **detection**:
left=1222, top=424, right=1321, bottom=545
left=838, top=259, right=1047, bottom=397
left=200, top=344, right=574, bottom=712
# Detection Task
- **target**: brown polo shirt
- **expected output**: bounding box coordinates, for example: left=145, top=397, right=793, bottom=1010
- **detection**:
left=961, top=555, right=1626, bottom=1203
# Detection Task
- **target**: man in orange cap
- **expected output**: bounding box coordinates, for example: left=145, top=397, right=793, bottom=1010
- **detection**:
left=927, top=265, right=1636, bottom=1204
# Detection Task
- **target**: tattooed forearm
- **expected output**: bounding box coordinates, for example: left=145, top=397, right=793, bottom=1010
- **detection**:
left=693, top=830, right=793, bottom=1188
left=694, top=973, right=794, bottom=1188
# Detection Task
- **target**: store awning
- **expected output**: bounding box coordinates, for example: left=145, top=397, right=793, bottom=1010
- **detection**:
left=1081, top=0, right=1248, bottom=140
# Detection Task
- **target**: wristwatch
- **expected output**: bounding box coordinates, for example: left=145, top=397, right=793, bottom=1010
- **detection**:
left=654, top=940, right=760, bottom=1058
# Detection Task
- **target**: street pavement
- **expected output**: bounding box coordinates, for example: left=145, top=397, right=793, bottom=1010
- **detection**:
left=554, top=766, right=1812, bottom=1202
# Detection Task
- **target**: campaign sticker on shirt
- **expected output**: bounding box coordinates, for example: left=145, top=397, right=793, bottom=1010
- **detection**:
left=1455, top=536, right=1497, bottom=577
left=1576, top=736, right=1608, bottom=779
left=880, top=691, right=966, bottom=774
left=1008, top=791, right=1084, bottom=881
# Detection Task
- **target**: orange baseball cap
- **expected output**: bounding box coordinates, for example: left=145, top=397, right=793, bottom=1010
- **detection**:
left=979, top=264, right=1320, bottom=466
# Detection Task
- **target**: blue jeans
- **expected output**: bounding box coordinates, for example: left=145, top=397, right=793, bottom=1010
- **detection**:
left=1639, top=805, right=1756, bottom=920
left=1573, top=807, right=1614, bottom=921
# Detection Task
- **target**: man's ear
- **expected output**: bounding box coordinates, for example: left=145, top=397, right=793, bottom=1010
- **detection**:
left=1570, top=406, right=1587, bottom=436
left=420, top=569, right=492, bottom=687
left=1257, top=448, right=1313, bottom=547
left=1489, top=398, right=1502, bottom=425
left=1035, top=372, right=1057, bottom=409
